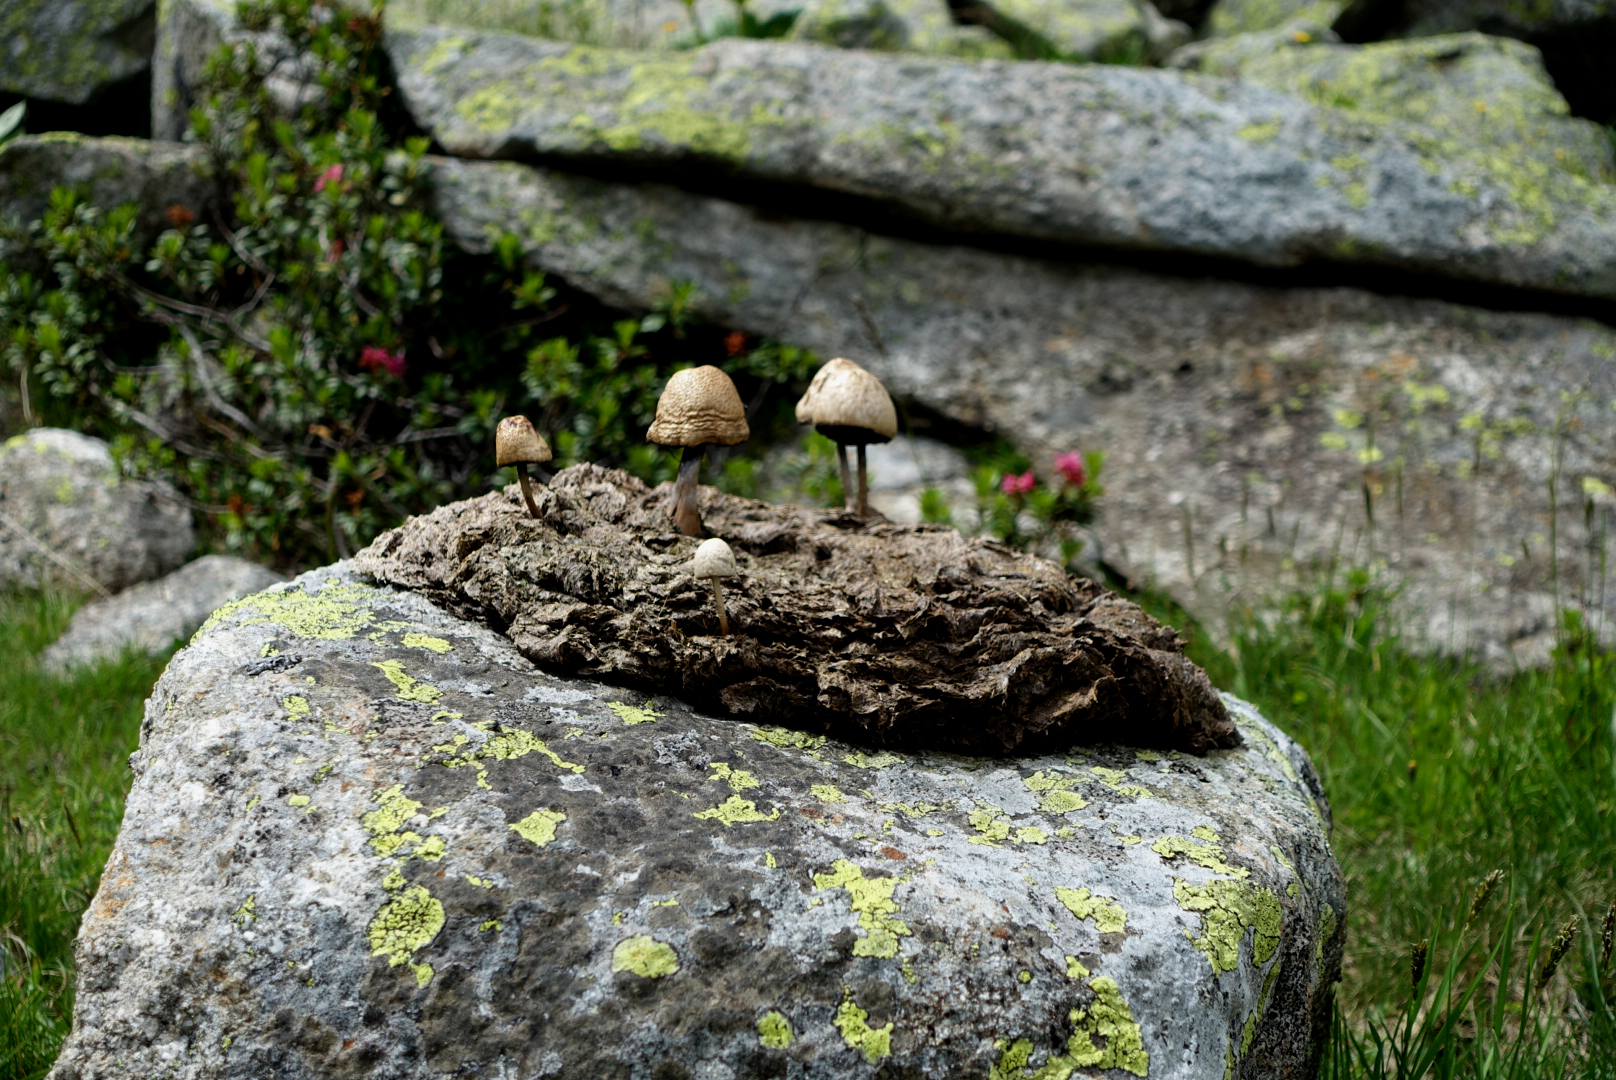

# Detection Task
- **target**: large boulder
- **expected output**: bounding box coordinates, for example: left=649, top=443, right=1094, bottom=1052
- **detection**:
left=984, top=0, right=1190, bottom=60
left=0, top=428, right=194, bottom=594
left=48, top=563, right=1343, bottom=1080
left=424, top=155, right=1616, bottom=666
left=0, top=0, right=156, bottom=106
left=385, top=27, right=1616, bottom=302
left=40, top=554, right=285, bottom=672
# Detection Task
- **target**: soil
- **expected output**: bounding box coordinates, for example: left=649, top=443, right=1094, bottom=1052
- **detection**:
left=353, top=465, right=1238, bottom=755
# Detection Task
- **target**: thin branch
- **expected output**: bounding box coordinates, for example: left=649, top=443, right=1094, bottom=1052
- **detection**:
left=0, top=509, right=113, bottom=599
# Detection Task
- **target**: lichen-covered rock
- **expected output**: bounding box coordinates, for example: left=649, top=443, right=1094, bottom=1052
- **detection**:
left=986, top=0, right=1189, bottom=61
left=386, top=27, right=1616, bottom=301
left=1394, top=0, right=1612, bottom=37
left=1205, top=0, right=1343, bottom=37
left=40, top=555, right=285, bottom=672
left=422, top=155, right=1616, bottom=666
left=1173, top=31, right=1613, bottom=180
left=48, top=565, right=1343, bottom=1080
left=0, top=0, right=155, bottom=105
left=0, top=428, right=194, bottom=593
left=790, top=0, right=1015, bottom=57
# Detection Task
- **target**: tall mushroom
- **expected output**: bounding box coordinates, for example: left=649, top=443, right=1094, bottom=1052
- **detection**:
left=692, top=537, right=737, bottom=635
left=794, top=357, right=897, bottom=517
left=495, top=415, right=551, bottom=518
left=646, top=366, right=749, bottom=537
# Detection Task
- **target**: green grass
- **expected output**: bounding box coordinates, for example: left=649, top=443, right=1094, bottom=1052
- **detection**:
left=2, top=572, right=1614, bottom=1078
left=0, top=593, right=172, bottom=1080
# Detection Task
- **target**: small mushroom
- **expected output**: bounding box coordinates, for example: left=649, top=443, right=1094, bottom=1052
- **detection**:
left=691, top=537, right=738, bottom=635
left=795, top=357, right=897, bottom=517
left=495, top=415, right=551, bottom=518
left=647, top=366, right=750, bottom=537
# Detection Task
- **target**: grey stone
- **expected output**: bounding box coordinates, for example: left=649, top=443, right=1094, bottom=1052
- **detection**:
left=151, top=0, right=321, bottom=141
left=386, top=27, right=1616, bottom=302
left=48, top=564, right=1343, bottom=1080
left=1395, top=0, right=1612, bottom=38
left=1205, top=0, right=1343, bottom=36
left=39, top=555, right=285, bottom=672
left=0, top=0, right=155, bottom=105
left=987, top=0, right=1190, bottom=61
left=0, top=428, right=194, bottom=594
left=424, top=155, right=1616, bottom=666
left=790, top=0, right=1016, bottom=57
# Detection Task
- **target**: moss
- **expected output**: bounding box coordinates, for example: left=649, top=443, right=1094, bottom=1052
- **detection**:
left=814, top=859, right=912, bottom=958
left=1172, top=878, right=1284, bottom=974
left=692, top=794, right=780, bottom=826
left=372, top=659, right=443, bottom=704
left=607, top=700, right=662, bottom=725
left=403, top=632, right=453, bottom=654
left=757, top=1010, right=794, bottom=1048
left=1055, top=887, right=1127, bottom=933
left=509, top=808, right=566, bottom=846
left=708, top=762, right=760, bottom=792
left=367, top=885, right=446, bottom=982
left=834, top=991, right=894, bottom=1063
left=611, top=934, right=680, bottom=977
left=812, top=784, right=848, bottom=803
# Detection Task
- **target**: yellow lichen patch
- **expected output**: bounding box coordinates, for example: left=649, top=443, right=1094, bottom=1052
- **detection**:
left=282, top=695, right=310, bottom=719
left=231, top=895, right=256, bottom=928
left=1173, top=878, right=1284, bottom=975
left=1055, top=887, right=1127, bottom=933
left=813, top=860, right=911, bottom=958
left=1151, top=835, right=1249, bottom=878
left=403, top=632, right=453, bottom=654
left=1315, top=904, right=1337, bottom=963
left=1065, top=955, right=1089, bottom=979
left=843, top=750, right=904, bottom=769
left=1192, top=825, right=1219, bottom=842
left=990, top=976, right=1149, bottom=1078
left=879, top=800, right=948, bottom=817
left=1089, top=766, right=1151, bottom=798
left=692, top=795, right=781, bottom=826
left=1016, top=827, right=1050, bottom=845
left=708, top=762, right=760, bottom=792
left=363, top=784, right=424, bottom=857
left=509, top=808, right=566, bottom=846
left=750, top=726, right=826, bottom=752
left=607, top=700, right=662, bottom=725
left=1023, top=769, right=1090, bottom=813
left=371, top=660, right=443, bottom=704
left=415, top=836, right=446, bottom=861
left=811, top=784, right=848, bottom=803
left=611, top=935, right=680, bottom=978
left=287, top=794, right=311, bottom=808
left=367, top=885, right=445, bottom=982
left=479, top=919, right=501, bottom=933
left=433, top=728, right=584, bottom=775
left=200, top=580, right=383, bottom=641
left=834, top=992, right=893, bottom=1063
left=757, top=1010, right=794, bottom=1048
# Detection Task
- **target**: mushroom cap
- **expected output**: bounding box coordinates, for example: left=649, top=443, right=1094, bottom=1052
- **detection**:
left=794, top=357, right=897, bottom=443
left=495, top=415, right=552, bottom=466
left=646, top=366, right=750, bottom=448
left=691, top=537, right=737, bottom=579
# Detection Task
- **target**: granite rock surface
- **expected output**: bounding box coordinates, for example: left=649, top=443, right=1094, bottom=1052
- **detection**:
left=48, top=564, right=1343, bottom=1080
left=0, top=0, right=156, bottom=105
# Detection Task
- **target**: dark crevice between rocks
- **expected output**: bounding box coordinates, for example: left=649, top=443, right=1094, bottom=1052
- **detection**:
left=501, top=152, right=1616, bottom=329
left=0, top=69, right=153, bottom=141
left=353, top=465, right=1240, bottom=757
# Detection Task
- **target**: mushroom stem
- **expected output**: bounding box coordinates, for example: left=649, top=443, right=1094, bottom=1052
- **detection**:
left=856, top=443, right=869, bottom=517
left=671, top=446, right=706, bottom=537
left=836, top=443, right=853, bottom=512
left=515, top=464, right=540, bottom=518
left=710, top=579, right=730, bottom=636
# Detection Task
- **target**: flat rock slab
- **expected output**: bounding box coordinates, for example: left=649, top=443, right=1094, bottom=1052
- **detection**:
left=49, top=566, right=1343, bottom=1080
left=352, top=467, right=1236, bottom=755
left=0, top=428, right=194, bottom=594
left=386, top=27, right=1616, bottom=301
left=40, top=555, right=285, bottom=672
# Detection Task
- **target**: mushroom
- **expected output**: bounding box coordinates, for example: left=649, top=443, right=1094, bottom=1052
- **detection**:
left=691, top=537, right=738, bottom=635
left=794, top=357, right=897, bottom=517
left=646, top=366, right=750, bottom=537
left=495, top=415, right=551, bottom=518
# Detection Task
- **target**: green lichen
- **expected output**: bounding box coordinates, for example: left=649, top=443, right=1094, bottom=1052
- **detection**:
left=282, top=695, right=310, bottom=718
left=287, top=794, right=312, bottom=809
left=1055, top=887, right=1127, bottom=933
left=749, top=726, right=826, bottom=751
left=1089, top=767, right=1150, bottom=798
left=812, top=784, right=848, bottom=803
left=607, top=700, right=662, bottom=725
left=757, top=1010, right=794, bottom=1048
left=367, top=885, right=445, bottom=983
left=969, top=807, right=1012, bottom=845
left=1152, top=835, right=1250, bottom=878
left=814, top=859, right=912, bottom=958
left=1238, top=120, right=1282, bottom=143
left=1065, top=955, right=1089, bottom=979
left=843, top=750, right=904, bottom=769
left=834, top=992, right=893, bottom=1063
left=415, top=835, right=445, bottom=861
left=1316, top=903, right=1338, bottom=962
left=611, top=934, right=680, bottom=977
left=510, top=808, right=566, bottom=846
left=363, top=784, right=424, bottom=856
left=692, top=795, right=780, bottom=826
left=879, top=800, right=948, bottom=817
left=200, top=579, right=383, bottom=641
left=403, top=632, right=453, bottom=653
left=419, top=34, right=471, bottom=75
left=479, top=919, right=501, bottom=933
left=1173, top=878, right=1284, bottom=974
left=1023, top=770, right=1090, bottom=813
left=432, top=728, right=584, bottom=775
left=708, top=762, right=760, bottom=792
left=990, top=976, right=1149, bottom=1078
left=231, top=895, right=256, bottom=928
left=372, top=660, right=443, bottom=704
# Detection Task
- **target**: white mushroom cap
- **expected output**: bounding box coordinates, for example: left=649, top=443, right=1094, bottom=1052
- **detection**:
left=647, top=366, right=750, bottom=447
left=794, top=357, right=897, bottom=443
left=691, top=537, right=737, bottom=579
left=495, top=415, right=552, bottom=466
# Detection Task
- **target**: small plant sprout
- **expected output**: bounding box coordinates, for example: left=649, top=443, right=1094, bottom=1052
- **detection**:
left=692, top=537, right=738, bottom=635
left=647, top=366, right=750, bottom=537
left=495, top=415, right=551, bottom=518
left=795, top=357, right=897, bottom=517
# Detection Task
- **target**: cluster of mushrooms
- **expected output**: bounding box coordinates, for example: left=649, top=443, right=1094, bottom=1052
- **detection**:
left=493, top=355, right=898, bottom=636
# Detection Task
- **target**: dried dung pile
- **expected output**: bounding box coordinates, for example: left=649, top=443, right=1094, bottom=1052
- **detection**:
left=353, top=465, right=1237, bottom=755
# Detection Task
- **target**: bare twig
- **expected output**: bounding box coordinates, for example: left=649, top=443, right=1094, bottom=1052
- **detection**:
left=0, top=509, right=113, bottom=599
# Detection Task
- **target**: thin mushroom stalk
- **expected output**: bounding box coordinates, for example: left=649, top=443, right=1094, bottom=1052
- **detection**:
left=856, top=444, right=869, bottom=518
left=514, top=463, right=540, bottom=518
left=710, top=579, right=730, bottom=635
left=671, top=446, right=706, bottom=537
left=837, top=443, right=853, bottom=513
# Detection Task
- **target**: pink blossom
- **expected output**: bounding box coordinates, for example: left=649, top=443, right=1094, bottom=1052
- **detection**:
left=359, top=345, right=406, bottom=378
left=314, top=164, right=345, bottom=193
left=1000, top=470, right=1036, bottom=497
left=1055, top=451, right=1086, bottom=487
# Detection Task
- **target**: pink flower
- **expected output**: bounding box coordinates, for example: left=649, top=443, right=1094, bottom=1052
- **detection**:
left=1055, top=451, right=1086, bottom=487
left=359, top=345, right=406, bottom=378
left=314, top=164, right=345, bottom=193
left=1000, top=470, right=1036, bottom=497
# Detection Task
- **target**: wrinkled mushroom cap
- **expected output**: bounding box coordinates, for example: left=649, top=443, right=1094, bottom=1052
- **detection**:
left=646, top=366, right=750, bottom=448
left=691, top=537, right=737, bottom=579
left=794, top=357, right=897, bottom=444
left=495, top=415, right=552, bottom=466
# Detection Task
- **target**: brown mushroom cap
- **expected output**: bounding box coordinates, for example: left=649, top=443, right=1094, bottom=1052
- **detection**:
left=795, top=357, right=897, bottom=444
left=495, top=415, right=553, bottom=466
left=646, top=365, right=750, bottom=448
